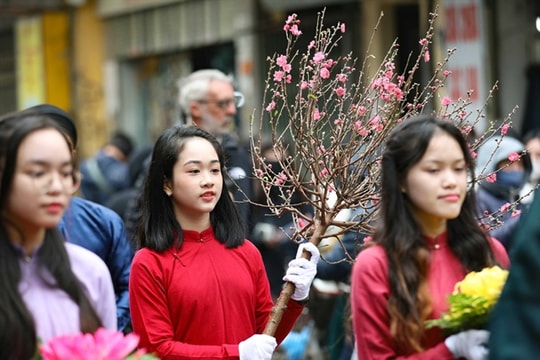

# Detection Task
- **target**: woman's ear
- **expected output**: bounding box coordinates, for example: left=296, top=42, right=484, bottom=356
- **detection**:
left=163, top=180, right=173, bottom=196
left=72, top=171, right=81, bottom=193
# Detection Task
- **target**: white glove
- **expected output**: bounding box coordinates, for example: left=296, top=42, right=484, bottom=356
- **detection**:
left=282, top=242, right=320, bottom=301
left=238, top=334, right=277, bottom=360
left=444, top=329, right=489, bottom=360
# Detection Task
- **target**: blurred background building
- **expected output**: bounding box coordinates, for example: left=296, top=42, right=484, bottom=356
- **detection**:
left=0, top=0, right=539, bottom=157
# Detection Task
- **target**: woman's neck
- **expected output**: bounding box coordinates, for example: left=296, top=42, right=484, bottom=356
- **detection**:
left=176, top=213, right=211, bottom=233
left=418, top=217, right=447, bottom=238
left=5, top=224, right=45, bottom=257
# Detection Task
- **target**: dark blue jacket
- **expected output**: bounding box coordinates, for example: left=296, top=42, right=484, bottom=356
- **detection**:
left=489, top=188, right=540, bottom=358
left=80, top=150, right=130, bottom=205
left=58, top=196, right=133, bottom=331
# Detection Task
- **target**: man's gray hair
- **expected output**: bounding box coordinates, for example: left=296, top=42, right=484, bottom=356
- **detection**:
left=177, top=69, right=234, bottom=122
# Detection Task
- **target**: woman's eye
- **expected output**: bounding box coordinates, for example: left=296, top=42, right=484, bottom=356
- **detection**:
left=28, top=170, right=45, bottom=178
left=211, top=168, right=221, bottom=174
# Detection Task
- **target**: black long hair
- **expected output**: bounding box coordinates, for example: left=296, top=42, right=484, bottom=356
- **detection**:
left=0, top=113, right=102, bottom=360
left=374, top=115, right=500, bottom=352
left=138, top=125, right=245, bottom=252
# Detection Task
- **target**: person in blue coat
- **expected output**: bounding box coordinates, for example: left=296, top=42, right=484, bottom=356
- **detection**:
left=58, top=196, right=133, bottom=331
left=475, top=135, right=531, bottom=250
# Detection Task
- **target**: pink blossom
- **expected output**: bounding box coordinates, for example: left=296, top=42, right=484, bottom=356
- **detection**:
left=335, top=87, right=346, bottom=97
left=370, top=115, right=383, bottom=132
left=308, top=40, right=315, bottom=50
left=313, top=108, right=321, bottom=121
left=486, top=173, right=497, bottom=183
left=286, top=74, right=292, bottom=83
left=501, top=124, right=510, bottom=136
left=357, top=106, right=367, bottom=116
left=354, top=121, right=369, bottom=137
left=266, top=101, right=276, bottom=112
left=275, top=172, right=287, bottom=185
left=282, top=63, right=292, bottom=73
left=313, top=51, right=325, bottom=64
left=319, top=167, right=329, bottom=177
left=393, top=87, right=404, bottom=100
left=334, top=118, right=344, bottom=126
left=290, top=24, right=302, bottom=36
left=511, top=209, right=521, bottom=218
left=273, top=70, right=284, bottom=82
left=500, top=203, right=511, bottom=213
left=443, top=70, right=451, bottom=77
left=297, top=217, right=308, bottom=230
left=508, top=152, right=520, bottom=162
left=424, top=50, right=430, bottom=62
left=336, top=73, right=347, bottom=83
left=276, top=55, right=288, bottom=67
left=255, top=168, right=263, bottom=176
left=384, top=61, right=396, bottom=71
left=320, top=68, right=330, bottom=79
left=340, top=23, right=346, bottom=33
left=285, top=14, right=297, bottom=25
left=441, top=96, right=452, bottom=106
left=300, top=81, right=308, bottom=90
left=419, top=38, right=428, bottom=46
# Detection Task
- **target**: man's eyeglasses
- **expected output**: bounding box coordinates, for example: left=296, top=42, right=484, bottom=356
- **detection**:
left=197, top=91, right=245, bottom=109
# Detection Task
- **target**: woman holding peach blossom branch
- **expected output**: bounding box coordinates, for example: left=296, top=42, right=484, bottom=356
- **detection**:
left=351, top=115, right=510, bottom=360
left=129, top=125, right=319, bottom=359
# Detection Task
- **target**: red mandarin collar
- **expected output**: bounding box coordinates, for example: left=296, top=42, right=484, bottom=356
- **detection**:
left=423, top=231, right=448, bottom=250
left=182, top=227, right=215, bottom=243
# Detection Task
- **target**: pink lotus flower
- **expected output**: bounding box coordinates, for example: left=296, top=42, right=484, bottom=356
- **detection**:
left=39, top=328, right=157, bottom=360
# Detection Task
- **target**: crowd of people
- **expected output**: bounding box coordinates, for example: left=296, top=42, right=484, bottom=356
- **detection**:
left=1, top=68, right=539, bottom=360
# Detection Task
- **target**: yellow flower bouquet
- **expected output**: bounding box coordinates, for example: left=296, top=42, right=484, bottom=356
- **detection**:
left=425, top=266, right=508, bottom=335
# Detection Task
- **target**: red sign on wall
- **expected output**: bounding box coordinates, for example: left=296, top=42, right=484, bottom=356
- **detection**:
left=443, top=0, right=487, bottom=130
